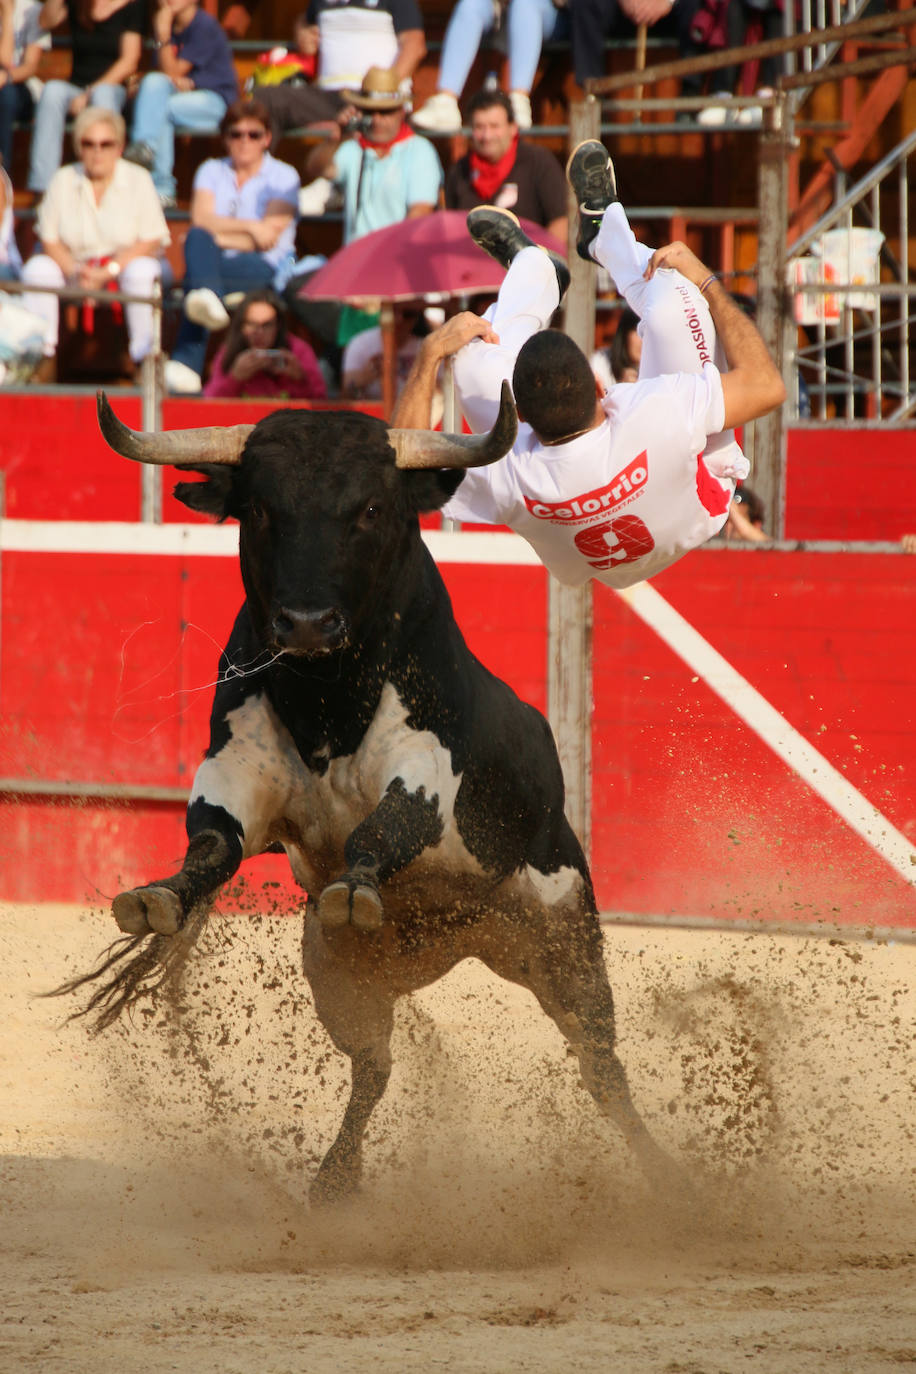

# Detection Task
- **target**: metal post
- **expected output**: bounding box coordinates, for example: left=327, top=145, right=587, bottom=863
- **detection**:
left=140, top=279, right=163, bottom=524
left=547, top=97, right=601, bottom=856
left=753, top=92, right=791, bottom=537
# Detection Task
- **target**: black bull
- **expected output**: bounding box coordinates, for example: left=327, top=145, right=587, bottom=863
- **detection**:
left=63, top=392, right=673, bottom=1201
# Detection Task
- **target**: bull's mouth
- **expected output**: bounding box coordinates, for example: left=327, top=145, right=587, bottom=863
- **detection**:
left=272, top=637, right=350, bottom=661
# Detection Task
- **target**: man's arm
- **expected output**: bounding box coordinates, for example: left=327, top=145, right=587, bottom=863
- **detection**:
left=391, top=311, right=498, bottom=428
left=645, top=241, right=787, bottom=429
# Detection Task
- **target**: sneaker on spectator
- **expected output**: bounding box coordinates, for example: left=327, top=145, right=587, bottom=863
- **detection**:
left=123, top=140, right=155, bottom=171
left=164, top=359, right=202, bottom=394
left=509, top=90, right=532, bottom=129
left=184, top=287, right=230, bottom=331
left=565, top=139, right=618, bottom=263
left=467, top=205, right=570, bottom=298
left=159, top=192, right=177, bottom=210
left=411, top=91, right=462, bottom=133
left=736, top=87, right=773, bottom=127
left=299, top=176, right=333, bottom=216
left=697, top=95, right=733, bottom=127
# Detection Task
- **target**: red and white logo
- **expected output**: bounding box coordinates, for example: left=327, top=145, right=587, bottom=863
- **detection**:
left=524, top=453, right=648, bottom=523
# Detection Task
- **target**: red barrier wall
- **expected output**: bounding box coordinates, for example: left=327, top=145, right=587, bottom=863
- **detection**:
left=1, top=529, right=913, bottom=927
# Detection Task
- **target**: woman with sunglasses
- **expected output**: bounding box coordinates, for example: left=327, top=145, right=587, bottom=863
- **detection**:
left=165, top=96, right=300, bottom=394
left=20, top=105, right=169, bottom=381
left=202, top=288, right=326, bottom=400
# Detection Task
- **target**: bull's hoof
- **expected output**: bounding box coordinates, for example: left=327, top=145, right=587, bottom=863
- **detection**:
left=317, top=880, right=383, bottom=931
left=112, top=885, right=183, bottom=937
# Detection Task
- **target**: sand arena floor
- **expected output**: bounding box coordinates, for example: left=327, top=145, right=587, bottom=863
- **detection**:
left=1, top=901, right=914, bottom=1373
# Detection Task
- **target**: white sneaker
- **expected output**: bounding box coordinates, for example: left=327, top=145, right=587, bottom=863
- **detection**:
left=299, top=176, right=333, bottom=215
left=697, top=95, right=733, bottom=127
left=184, top=287, right=230, bottom=331
left=164, top=358, right=202, bottom=394
left=509, top=90, right=532, bottom=130
left=411, top=91, right=462, bottom=133
left=735, top=104, right=763, bottom=127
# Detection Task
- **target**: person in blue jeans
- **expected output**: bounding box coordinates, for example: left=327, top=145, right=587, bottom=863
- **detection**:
left=124, top=0, right=239, bottom=207
left=27, top=0, right=144, bottom=193
left=165, top=97, right=300, bottom=394
left=411, top=0, right=569, bottom=133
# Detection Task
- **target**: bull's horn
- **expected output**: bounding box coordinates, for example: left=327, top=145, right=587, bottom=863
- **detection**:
left=96, top=391, right=254, bottom=466
left=389, top=379, right=517, bottom=470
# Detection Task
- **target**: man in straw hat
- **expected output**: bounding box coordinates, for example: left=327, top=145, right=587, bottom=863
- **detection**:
left=256, top=0, right=426, bottom=134
left=303, top=65, right=442, bottom=244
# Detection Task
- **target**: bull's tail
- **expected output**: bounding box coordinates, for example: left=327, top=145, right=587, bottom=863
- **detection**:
left=41, top=908, right=208, bottom=1033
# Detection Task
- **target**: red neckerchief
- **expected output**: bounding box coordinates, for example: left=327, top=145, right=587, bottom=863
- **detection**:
left=358, top=122, right=414, bottom=154
left=469, top=133, right=519, bottom=201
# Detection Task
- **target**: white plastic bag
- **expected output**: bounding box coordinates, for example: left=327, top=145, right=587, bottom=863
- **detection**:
left=0, top=296, right=50, bottom=383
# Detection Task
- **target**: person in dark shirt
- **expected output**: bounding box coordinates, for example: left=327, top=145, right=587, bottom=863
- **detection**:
left=28, top=0, right=146, bottom=191
left=124, top=0, right=239, bottom=206
left=443, top=87, right=566, bottom=241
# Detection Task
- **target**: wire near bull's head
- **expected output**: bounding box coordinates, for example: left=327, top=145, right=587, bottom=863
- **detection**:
left=96, top=390, right=517, bottom=658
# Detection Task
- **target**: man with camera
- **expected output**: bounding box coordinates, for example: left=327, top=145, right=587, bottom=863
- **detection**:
left=302, top=66, right=442, bottom=244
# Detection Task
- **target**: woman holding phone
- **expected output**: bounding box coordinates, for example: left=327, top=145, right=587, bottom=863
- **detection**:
left=202, top=288, right=326, bottom=399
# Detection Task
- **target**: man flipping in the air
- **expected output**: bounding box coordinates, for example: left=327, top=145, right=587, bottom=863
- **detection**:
left=393, top=140, right=786, bottom=587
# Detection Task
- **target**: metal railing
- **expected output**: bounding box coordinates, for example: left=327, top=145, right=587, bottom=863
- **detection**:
left=784, top=128, right=916, bottom=422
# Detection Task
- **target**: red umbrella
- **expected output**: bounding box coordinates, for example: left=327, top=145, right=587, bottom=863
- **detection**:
left=301, top=210, right=567, bottom=416
left=302, top=209, right=567, bottom=305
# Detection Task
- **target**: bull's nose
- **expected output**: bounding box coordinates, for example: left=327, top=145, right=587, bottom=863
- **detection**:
left=272, top=607, right=349, bottom=656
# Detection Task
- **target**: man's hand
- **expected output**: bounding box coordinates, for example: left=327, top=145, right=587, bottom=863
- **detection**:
left=644, top=240, right=713, bottom=291
left=422, top=311, right=499, bottom=363
left=620, top=0, right=675, bottom=26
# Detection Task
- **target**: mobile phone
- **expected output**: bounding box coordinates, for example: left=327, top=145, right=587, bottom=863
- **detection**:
left=260, top=349, right=286, bottom=359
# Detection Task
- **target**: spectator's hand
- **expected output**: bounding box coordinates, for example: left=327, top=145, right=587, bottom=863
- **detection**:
left=231, top=348, right=269, bottom=382
left=902, top=534, right=916, bottom=553
left=620, top=0, right=674, bottom=26
left=174, top=75, right=194, bottom=92
left=69, top=90, right=89, bottom=115
left=77, top=262, right=110, bottom=290
left=250, top=214, right=290, bottom=250
left=335, top=103, right=358, bottom=134
left=271, top=349, right=304, bottom=379
left=645, top=240, right=713, bottom=291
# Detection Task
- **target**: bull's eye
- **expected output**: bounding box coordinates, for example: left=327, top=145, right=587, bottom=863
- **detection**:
left=358, top=503, right=381, bottom=528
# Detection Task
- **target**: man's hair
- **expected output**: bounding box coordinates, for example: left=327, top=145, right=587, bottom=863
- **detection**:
left=512, top=331, right=598, bottom=442
left=466, top=88, right=515, bottom=124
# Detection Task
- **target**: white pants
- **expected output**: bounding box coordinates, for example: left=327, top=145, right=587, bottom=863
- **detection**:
left=21, top=254, right=163, bottom=362
left=453, top=245, right=561, bottom=435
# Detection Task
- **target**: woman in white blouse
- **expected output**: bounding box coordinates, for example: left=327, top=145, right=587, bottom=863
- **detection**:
left=20, top=105, right=169, bottom=380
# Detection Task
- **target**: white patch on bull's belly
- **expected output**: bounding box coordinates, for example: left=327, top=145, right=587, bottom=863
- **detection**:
left=189, top=682, right=484, bottom=892
left=521, top=864, right=581, bottom=905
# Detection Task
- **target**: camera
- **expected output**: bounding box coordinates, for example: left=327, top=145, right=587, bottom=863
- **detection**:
left=343, top=113, right=373, bottom=137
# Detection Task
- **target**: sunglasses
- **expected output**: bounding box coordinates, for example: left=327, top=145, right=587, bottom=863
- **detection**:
left=80, top=139, right=117, bottom=150
left=227, top=128, right=266, bottom=141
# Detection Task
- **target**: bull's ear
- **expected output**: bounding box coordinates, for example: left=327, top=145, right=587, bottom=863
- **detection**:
left=173, top=466, right=237, bottom=519
left=404, top=469, right=465, bottom=514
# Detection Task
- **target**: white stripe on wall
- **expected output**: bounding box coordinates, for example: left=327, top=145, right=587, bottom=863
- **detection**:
left=617, top=580, right=916, bottom=889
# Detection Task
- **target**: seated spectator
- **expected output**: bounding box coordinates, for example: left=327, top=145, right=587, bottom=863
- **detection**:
left=698, top=0, right=781, bottom=127
left=123, top=0, right=239, bottom=208
left=724, top=483, right=769, bottom=541
left=1, top=159, right=22, bottom=277
left=20, top=106, right=169, bottom=381
left=341, top=298, right=433, bottom=401
left=256, top=0, right=426, bottom=134
left=164, top=97, right=300, bottom=395
left=592, top=304, right=640, bottom=391
left=570, top=0, right=701, bottom=97
left=0, top=0, right=51, bottom=172
left=27, top=0, right=144, bottom=194
left=304, top=66, right=441, bottom=245
left=413, top=0, right=569, bottom=134
left=443, top=87, right=566, bottom=242
left=202, top=287, right=327, bottom=398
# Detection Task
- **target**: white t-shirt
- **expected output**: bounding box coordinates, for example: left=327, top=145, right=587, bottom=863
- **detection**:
left=443, top=364, right=739, bottom=589
left=317, top=7, right=398, bottom=89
